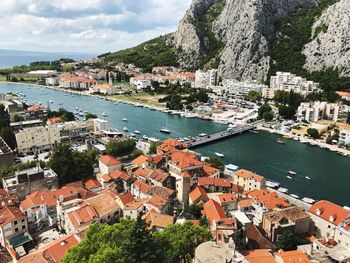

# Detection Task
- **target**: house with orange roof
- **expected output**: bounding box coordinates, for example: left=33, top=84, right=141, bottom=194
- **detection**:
left=146, top=154, right=166, bottom=170
left=189, top=185, right=209, bottom=205
left=203, top=164, right=220, bottom=178
left=20, top=186, right=96, bottom=231
left=131, top=179, right=152, bottom=199
left=132, top=166, right=174, bottom=189
left=156, top=138, right=187, bottom=155
left=115, top=192, right=134, bottom=209
left=202, top=199, right=226, bottom=226
left=131, top=155, right=148, bottom=166
left=262, top=206, right=310, bottom=242
left=59, top=73, right=97, bottom=89
left=275, top=250, right=310, bottom=263
left=233, top=169, right=266, bottom=191
left=0, top=189, right=18, bottom=208
left=98, top=169, right=133, bottom=192
left=245, top=189, right=290, bottom=226
left=0, top=206, right=30, bottom=249
left=83, top=177, right=102, bottom=192
left=238, top=198, right=255, bottom=213
left=142, top=209, right=174, bottom=231
left=98, top=155, right=121, bottom=175
left=241, top=249, right=276, bottom=263
left=18, top=233, right=82, bottom=263
left=336, top=91, right=350, bottom=101
left=309, top=200, right=350, bottom=243
left=123, top=199, right=147, bottom=219
left=47, top=117, right=63, bottom=125
left=217, top=193, right=238, bottom=212
left=197, top=177, right=232, bottom=193
left=339, top=124, right=350, bottom=146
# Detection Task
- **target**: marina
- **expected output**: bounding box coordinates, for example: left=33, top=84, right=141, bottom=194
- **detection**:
left=1, top=82, right=350, bottom=206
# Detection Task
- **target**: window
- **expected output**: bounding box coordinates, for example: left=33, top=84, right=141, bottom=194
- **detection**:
left=22, top=225, right=25, bottom=230
left=14, top=220, right=18, bottom=225
left=15, top=228, right=18, bottom=232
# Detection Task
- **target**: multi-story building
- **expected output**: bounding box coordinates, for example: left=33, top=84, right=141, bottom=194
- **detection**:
left=220, top=80, right=267, bottom=97
left=89, top=84, right=120, bottom=95
left=45, top=77, right=59, bottom=86
left=263, top=72, right=321, bottom=99
left=0, top=189, right=18, bottom=208
left=15, top=125, right=61, bottom=153
left=233, top=169, right=266, bottom=191
left=3, top=167, right=58, bottom=200
left=59, top=73, right=97, bottom=89
left=339, top=125, right=350, bottom=146
left=195, top=69, right=218, bottom=89
left=297, top=101, right=340, bottom=122
left=56, top=120, right=91, bottom=143
left=90, top=118, right=110, bottom=132
left=0, top=206, right=31, bottom=251
left=0, top=136, right=14, bottom=168
left=98, top=155, right=122, bottom=175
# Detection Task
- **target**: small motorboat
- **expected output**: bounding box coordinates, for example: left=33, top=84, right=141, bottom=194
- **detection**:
left=278, top=187, right=288, bottom=193
left=288, top=171, right=297, bottom=176
left=123, top=127, right=129, bottom=132
left=199, top=133, right=208, bottom=137
left=102, top=112, right=108, bottom=117
left=122, top=118, right=128, bottom=122
left=305, top=176, right=311, bottom=180
left=290, top=194, right=300, bottom=199
left=302, top=197, right=316, bottom=204
left=276, top=140, right=285, bottom=145
left=287, top=176, right=293, bottom=180
left=215, top=152, right=225, bottom=158
left=130, top=133, right=136, bottom=137
left=266, top=180, right=280, bottom=189
left=134, top=130, right=141, bottom=135
left=160, top=128, right=171, bottom=134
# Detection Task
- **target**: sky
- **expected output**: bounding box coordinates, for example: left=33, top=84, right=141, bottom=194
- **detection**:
left=0, top=0, right=191, bottom=54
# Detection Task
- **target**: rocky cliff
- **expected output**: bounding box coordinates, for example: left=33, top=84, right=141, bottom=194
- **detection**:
left=303, top=0, right=350, bottom=77
left=172, top=0, right=349, bottom=81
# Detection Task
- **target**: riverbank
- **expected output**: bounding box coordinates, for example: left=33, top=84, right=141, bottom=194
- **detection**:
left=256, top=124, right=350, bottom=157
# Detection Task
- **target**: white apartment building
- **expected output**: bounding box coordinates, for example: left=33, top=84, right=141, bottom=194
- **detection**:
left=232, top=169, right=266, bottom=191
left=297, top=101, right=340, bottom=122
left=134, top=79, right=152, bottom=91
left=263, top=72, right=321, bottom=99
left=92, top=118, right=110, bottom=132
left=220, top=80, right=267, bottom=96
left=15, top=125, right=61, bottom=153
left=45, top=77, right=59, bottom=86
left=339, top=126, right=350, bottom=146
left=195, top=69, right=218, bottom=89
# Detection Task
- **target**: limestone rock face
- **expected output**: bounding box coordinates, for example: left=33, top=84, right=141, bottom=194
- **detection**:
left=172, top=0, right=320, bottom=81
left=303, top=0, right=350, bottom=77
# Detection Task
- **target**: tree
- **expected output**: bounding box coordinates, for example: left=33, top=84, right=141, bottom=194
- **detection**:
left=150, top=141, right=161, bottom=154
left=185, top=204, right=203, bottom=219
left=307, top=128, right=320, bottom=139
left=258, top=104, right=273, bottom=120
left=132, top=149, right=143, bottom=159
left=245, top=91, right=262, bottom=102
left=263, top=111, right=274, bottom=122
left=122, top=215, right=162, bottom=263
left=205, top=156, right=224, bottom=170
left=0, top=104, right=16, bottom=149
left=106, top=139, right=136, bottom=157
left=155, top=221, right=212, bottom=262
left=12, top=114, right=24, bottom=122
left=276, top=230, right=309, bottom=251
left=85, top=112, right=97, bottom=120
left=278, top=105, right=296, bottom=120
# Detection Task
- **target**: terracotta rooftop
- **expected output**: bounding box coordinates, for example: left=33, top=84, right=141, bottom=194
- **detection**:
left=142, top=209, right=174, bottom=229
left=246, top=224, right=275, bottom=250
left=203, top=165, right=220, bottom=177
left=218, top=193, right=237, bottom=204
left=309, top=200, right=350, bottom=226
left=198, top=177, right=232, bottom=188
left=234, top=169, right=265, bottom=182
left=117, top=192, right=134, bottom=206
left=132, top=180, right=152, bottom=194
left=83, top=177, right=102, bottom=190
left=86, top=192, right=120, bottom=217
left=99, top=155, right=121, bottom=166
left=276, top=250, right=310, bottom=263
left=44, top=235, right=79, bottom=262
left=202, top=199, right=226, bottom=224
left=245, top=189, right=290, bottom=210
left=134, top=167, right=169, bottom=184
left=66, top=203, right=98, bottom=229
left=132, top=155, right=148, bottom=165
left=0, top=206, right=26, bottom=227
left=241, top=249, right=276, bottom=263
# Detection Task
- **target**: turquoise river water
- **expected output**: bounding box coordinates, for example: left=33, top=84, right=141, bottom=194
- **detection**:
left=1, top=83, right=349, bottom=206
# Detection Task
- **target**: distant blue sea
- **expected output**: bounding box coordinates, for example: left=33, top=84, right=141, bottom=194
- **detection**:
left=0, top=49, right=95, bottom=69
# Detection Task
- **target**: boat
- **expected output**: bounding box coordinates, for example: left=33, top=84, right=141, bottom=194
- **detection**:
left=290, top=194, right=300, bottom=199
left=302, top=197, right=316, bottom=204
left=277, top=187, right=288, bottom=193
left=142, top=135, right=148, bottom=140
left=305, top=176, right=311, bottom=180
left=266, top=180, right=280, bottom=189
left=114, top=102, right=118, bottom=105
left=215, top=152, right=225, bottom=158
left=160, top=128, right=171, bottom=134
left=134, top=130, right=141, bottom=135
left=249, top=130, right=259, bottom=134
left=276, top=140, right=286, bottom=145
left=123, top=127, right=129, bottom=132
left=287, top=176, right=293, bottom=180
left=49, top=100, right=53, bottom=104
left=288, top=171, right=297, bottom=176
left=122, top=118, right=128, bottom=122
left=102, top=112, right=108, bottom=117
left=130, top=133, right=136, bottom=137
left=199, top=133, right=208, bottom=137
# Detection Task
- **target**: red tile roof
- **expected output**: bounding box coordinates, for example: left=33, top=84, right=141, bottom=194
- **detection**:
left=245, top=189, right=290, bottom=210
left=99, top=155, right=121, bottom=166
left=47, top=117, right=63, bottom=125
left=157, top=139, right=186, bottom=154
left=109, top=170, right=132, bottom=181
left=146, top=155, right=165, bottom=165
left=189, top=186, right=209, bottom=204
left=202, top=199, right=226, bottom=224
left=203, top=165, right=220, bottom=177
left=83, top=178, right=102, bottom=190
left=142, top=209, right=173, bottom=229
left=117, top=192, right=134, bottom=206
left=44, top=235, right=79, bottom=262
left=133, top=167, right=169, bottom=184
left=309, top=200, right=350, bottom=226
left=66, top=203, right=98, bottom=229
left=241, top=249, right=276, bottom=263
left=234, top=169, right=265, bottom=182
left=198, top=177, right=232, bottom=188
left=218, top=193, right=236, bottom=204
left=132, top=155, right=148, bottom=165
left=276, top=250, right=310, bottom=263
left=0, top=206, right=26, bottom=227
left=132, top=180, right=152, bottom=194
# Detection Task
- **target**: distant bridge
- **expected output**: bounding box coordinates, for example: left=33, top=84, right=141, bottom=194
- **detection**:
left=186, top=124, right=256, bottom=148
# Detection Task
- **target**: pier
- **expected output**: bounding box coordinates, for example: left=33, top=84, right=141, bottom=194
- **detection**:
left=187, top=124, right=256, bottom=148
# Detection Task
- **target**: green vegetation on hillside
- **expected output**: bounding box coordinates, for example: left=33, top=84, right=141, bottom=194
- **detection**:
left=268, top=0, right=350, bottom=101
left=192, top=0, right=226, bottom=69
left=102, top=35, right=178, bottom=72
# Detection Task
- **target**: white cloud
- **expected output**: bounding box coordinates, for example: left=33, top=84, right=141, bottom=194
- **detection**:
left=0, top=0, right=191, bottom=53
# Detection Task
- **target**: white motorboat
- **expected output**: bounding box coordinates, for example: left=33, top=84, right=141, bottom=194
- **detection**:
left=305, top=176, right=311, bottom=180
left=277, top=187, right=288, bottom=193
left=130, top=133, right=136, bottom=137
left=102, top=112, right=108, bottom=117
left=266, top=180, right=280, bottom=189
left=122, top=118, right=128, bottom=122
left=215, top=152, right=225, bottom=158
left=49, top=100, right=53, bottom=104
left=290, top=194, right=300, bottom=199
left=199, top=133, right=208, bottom=137
left=134, top=130, right=141, bottom=135
left=302, top=197, right=316, bottom=204
left=143, top=135, right=148, bottom=140
left=160, top=128, right=171, bottom=134
left=287, top=176, right=293, bottom=180
left=288, top=170, right=297, bottom=175
left=123, top=127, right=129, bottom=132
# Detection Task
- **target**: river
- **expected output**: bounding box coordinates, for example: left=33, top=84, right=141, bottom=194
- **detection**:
left=1, top=83, right=349, bottom=206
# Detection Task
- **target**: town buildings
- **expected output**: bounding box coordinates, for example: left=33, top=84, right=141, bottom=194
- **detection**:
left=297, top=101, right=340, bottom=122
left=219, top=80, right=267, bottom=97
left=89, top=84, right=120, bottom=95
left=263, top=72, right=321, bottom=99
left=233, top=169, right=266, bottom=191
left=0, top=136, right=14, bottom=168
left=59, top=73, right=97, bottom=89
left=339, top=125, right=350, bottom=146
left=195, top=69, right=218, bottom=89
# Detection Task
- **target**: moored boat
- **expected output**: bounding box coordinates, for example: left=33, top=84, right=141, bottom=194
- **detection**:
left=277, top=187, right=288, bottom=193
left=160, top=128, right=171, bottom=134
left=215, top=152, right=225, bottom=158
left=288, top=170, right=297, bottom=176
